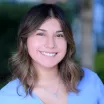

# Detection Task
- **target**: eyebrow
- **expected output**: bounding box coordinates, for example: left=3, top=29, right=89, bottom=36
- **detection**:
left=37, top=29, right=63, bottom=33
left=37, top=29, right=46, bottom=32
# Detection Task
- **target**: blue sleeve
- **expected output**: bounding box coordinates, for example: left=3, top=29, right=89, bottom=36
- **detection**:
left=95, top=74, right=104, bottom=104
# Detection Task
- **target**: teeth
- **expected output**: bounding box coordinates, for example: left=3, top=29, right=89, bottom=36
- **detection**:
left=40, top=52, right=57, bottom=57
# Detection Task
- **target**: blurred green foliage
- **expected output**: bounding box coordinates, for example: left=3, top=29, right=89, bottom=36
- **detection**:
left=0, top=3, right=31, bottom=76
left=0, top=80, right=8, bottom=88
left=94, top=52, right=104, bottom=83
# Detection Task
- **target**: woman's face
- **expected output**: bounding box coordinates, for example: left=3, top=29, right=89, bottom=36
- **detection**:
left=27, top=18, right=67, bottom=69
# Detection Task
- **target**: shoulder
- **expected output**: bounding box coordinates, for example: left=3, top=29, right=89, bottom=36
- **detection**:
left=79, top=68, right=104, bottom=102
left=0, top=79, right=32, bottom=104
left=68, top=68, right=104, bottom=104
left=82, top=67, right=97, bottom=77
left=81, top=67, right=103, bottom=85
left=0, top=79, right=25, bottom=96
left=79, top=67, right=104, bottom=88
left=0, top=79, right=27, bottom=103
left=0, top=79, right=44, bottom=104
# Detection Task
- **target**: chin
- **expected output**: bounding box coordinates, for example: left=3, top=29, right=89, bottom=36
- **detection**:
left=41, top=64, right=58, bottom=69
left=35, top=61, right=58, bottom=69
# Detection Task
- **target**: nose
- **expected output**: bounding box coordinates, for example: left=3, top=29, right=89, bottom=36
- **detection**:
left=44, top=37, right=56, bottom=48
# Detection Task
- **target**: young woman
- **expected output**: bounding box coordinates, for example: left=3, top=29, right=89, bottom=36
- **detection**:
left=0, top=3, right=104, bottom=104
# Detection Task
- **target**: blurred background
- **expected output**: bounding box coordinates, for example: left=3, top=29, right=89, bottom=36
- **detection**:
left=0, top=0, right=104, bottom=88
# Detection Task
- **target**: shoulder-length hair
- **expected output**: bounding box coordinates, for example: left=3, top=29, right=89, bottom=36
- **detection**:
left=9, top=3, right=84, bottom=96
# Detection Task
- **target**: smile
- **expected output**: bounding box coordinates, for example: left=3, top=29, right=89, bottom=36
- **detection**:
left=40, top=51, right=57, bottom=57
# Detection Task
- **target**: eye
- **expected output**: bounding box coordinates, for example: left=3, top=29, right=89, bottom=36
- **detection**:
left=36, top=33, right=45, bottom=36
left=56, top=34, right=64, bottom=37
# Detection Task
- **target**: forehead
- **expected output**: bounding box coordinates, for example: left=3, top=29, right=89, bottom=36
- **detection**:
left=39, top=18, right=62, bottom=30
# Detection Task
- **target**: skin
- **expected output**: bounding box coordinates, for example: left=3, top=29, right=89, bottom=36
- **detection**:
left=27, top=18, right=67, bottom=81
left=27, top=18, right=68, bottom=104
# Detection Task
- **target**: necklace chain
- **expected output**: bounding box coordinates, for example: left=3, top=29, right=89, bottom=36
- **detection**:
left=43, top=80, right=60, bottom=99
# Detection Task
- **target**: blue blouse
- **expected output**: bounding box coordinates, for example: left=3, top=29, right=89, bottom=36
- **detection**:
left=0, top=68, right=104, bottom=104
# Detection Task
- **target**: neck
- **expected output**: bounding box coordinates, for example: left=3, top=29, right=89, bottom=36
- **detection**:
left=33, top=64, right=60, bottom=86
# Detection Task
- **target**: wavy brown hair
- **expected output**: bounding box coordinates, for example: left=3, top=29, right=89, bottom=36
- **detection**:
left=9, top=3, right=84, bottom=96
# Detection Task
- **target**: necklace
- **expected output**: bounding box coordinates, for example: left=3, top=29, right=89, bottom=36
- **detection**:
left=43, top=80, right=60, bottom=99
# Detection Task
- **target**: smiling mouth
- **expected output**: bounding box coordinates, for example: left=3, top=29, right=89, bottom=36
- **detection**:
left=40, top=51, right=57, bottom=57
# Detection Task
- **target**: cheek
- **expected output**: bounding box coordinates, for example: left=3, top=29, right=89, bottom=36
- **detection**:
left=27, top=37, right=41, bottom=49
left=57, top=39, right=67, bottom=51
left=61, top=42, right=67, bottom=56
left=27, top=37, right=38, bottom=55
